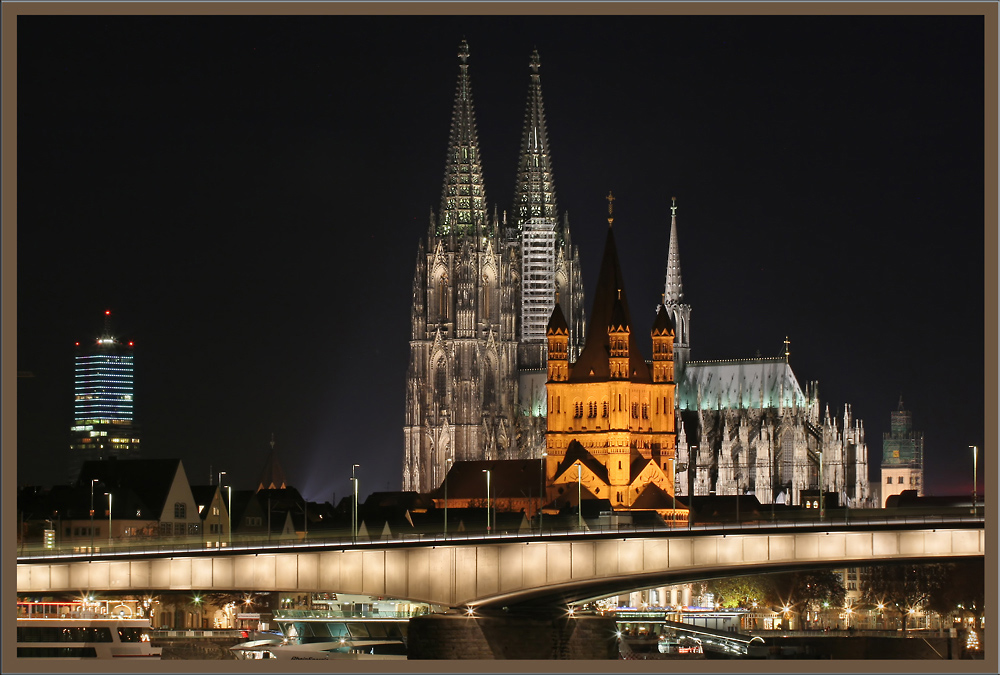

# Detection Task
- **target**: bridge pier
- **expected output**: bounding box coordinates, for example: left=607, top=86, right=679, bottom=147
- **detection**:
left=407, top=611, right=619, bottom=659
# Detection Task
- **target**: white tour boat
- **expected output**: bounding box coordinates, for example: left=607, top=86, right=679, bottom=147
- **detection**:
left=16, top=615, right=162, bottom=660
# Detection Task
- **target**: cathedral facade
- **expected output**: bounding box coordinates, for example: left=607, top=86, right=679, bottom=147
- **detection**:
left=403, top=42, right=585, bottom=493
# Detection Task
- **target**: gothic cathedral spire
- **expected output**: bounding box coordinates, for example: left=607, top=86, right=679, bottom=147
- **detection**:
left=663, top=197, right=691, bottom=377
left=439, top=39, right=487, bottom=235
left=513, top=49, right=558, bottom=228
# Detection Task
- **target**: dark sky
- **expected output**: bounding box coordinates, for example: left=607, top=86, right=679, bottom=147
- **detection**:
left=16, top=14, right=986, bottom=503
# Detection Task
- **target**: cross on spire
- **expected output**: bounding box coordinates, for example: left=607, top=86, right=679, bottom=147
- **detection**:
left=671, top=196, right=677, bottom=218
left=606, top=191, right=615, bottom=227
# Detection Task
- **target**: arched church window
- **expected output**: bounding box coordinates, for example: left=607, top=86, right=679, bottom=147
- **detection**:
left=435, top=363, right=447, bottom=396
left=438, top=280, right=447, bottom=319
left=602, top=402, right=609, bottom=418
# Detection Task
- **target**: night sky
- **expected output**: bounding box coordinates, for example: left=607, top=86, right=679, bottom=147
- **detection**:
left=16, top=13, right=986, bottom=504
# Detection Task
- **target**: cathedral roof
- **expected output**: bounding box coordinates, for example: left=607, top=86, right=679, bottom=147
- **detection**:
left=652, top=303, right=674, bottom=335
left=438, top=39, right=487, bottom=235
left=256, top=437, right=288, bottom=492
left=663, top=197, right=685, bottom=305
left=547, top=302, right=569, bottom=334
left=678, top=358, right=806, bottom=410
left=568, top=225, right=652, bottom=383
left=430, top=460, right=544, bottom=500
left=631, top=481, right=684, bottom=510
left=553, top=440, right=610, bottom=485
left=513, top=49, right=558, bottom=228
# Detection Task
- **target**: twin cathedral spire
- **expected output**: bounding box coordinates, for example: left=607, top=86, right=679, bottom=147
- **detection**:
left=404, top=42, right=586, bottom=493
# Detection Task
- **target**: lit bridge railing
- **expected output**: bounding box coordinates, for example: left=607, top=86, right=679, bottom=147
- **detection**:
left=15, top=513, right=984, bottom=563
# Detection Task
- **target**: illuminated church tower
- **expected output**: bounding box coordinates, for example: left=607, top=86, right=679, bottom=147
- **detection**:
left=404, top=44, right=586, bottom=493
left=544, top=197, right=679, bottom=515
left=68, top=310, right=140, bottom=484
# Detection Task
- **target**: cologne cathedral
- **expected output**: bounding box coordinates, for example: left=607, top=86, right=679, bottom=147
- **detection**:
left=404, top=42, right=872, bottom=508
left=402, top=42, right=585, bottom=493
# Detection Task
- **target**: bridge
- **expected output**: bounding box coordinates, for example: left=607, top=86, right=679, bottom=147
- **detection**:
left=17, top=516, right=984, bottom=610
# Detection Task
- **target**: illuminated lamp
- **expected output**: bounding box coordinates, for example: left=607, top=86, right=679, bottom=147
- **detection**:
left=105, top=310, right=111, bottom=315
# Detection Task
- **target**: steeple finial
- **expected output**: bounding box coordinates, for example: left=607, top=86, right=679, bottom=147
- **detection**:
left=529, top=48, right=540, bottom=73
left=458, top=39, right=469, bottom=64
left=270, top=432, right=275, bottom=450
left=784, top=336, right=790, bottom=363
left=664, top=197, right=685, bottom=304
left=606, top=191, right=615, bottom=227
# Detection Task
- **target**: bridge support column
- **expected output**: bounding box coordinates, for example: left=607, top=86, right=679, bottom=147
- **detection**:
left=407, top=612, right=619, bottom=659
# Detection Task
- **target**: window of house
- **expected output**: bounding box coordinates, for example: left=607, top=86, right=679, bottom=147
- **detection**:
left=898, top=476, right=904, bottom=484
left=886, top=477, right=892, bottom=484
left=160, top=522, right=172, bottom=537
left=188, top=523, right=200, bottom=535
left=174, top=502, right=186, bottom=519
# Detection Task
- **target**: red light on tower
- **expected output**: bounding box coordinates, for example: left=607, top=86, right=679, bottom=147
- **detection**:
left=128, top=341, right=134, bottom=347
left=75, top=342, right=80, bottom=346
left=105, top=310, right=111, bottom=316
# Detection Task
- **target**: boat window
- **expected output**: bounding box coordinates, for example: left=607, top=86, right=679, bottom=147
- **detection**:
left=308, top=622, right=332, bottom=638
left=17, top=627, right=113, bottom=643
left=292, top=622, right=314, bottom=638
left=17, top=647, right=99, bottom=658
left=365, top=623, right=388, bottom=638
left=383, top=624, right=403, bottom=639
left=325, top=623, right=350, bottom=638
left=346, top=623, right=369, bottom=638
left=118, top=627, right=144, bottom=642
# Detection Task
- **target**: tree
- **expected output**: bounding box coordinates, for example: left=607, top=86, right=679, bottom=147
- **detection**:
left=860, top=562, right=950, bottom=636
left=705, top=575, right=774, bottom=609
left=922, top=560, right=985, bottom=630
left=769, top=570, right=846, bottom=629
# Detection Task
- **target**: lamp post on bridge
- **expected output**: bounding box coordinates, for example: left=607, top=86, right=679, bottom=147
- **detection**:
left=105, top=492, right=112, bottom=547
left=969, top=445, right=978, bottom=516
left=539, top=452, right=547, bottom=533
left=443, top=458, right=452, bottom=538
left=351, top=463, right=360, bottom=543
left=89, top=479, right=98, bottom=555
left=218, top=471, right=227, bottom=547
left=576, top=462, right=582, bottom=531
left=482, top=469, right=491, bottom=534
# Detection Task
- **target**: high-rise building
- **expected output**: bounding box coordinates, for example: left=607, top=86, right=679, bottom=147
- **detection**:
left=880, top=396, right=924, bottom=505
left=403, top=43, right=585, bottom=493
left=68, top=310, right=140, bottom=484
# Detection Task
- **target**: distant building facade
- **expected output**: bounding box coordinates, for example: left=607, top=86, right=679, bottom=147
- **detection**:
left=403, top=42, right=585, bottom=493
left=880, top=396, right=924, bottom=505
left=68, top=311, right=140, bottom=484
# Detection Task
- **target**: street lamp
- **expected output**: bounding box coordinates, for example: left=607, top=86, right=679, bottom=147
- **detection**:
left=482, top=469, right=491, bottom=534
left=539, top=452, right=547, bottom=533
left=226, top=484, right=232, bottom=546
left=105, top=492, right=112, bottom=547
left=443, top=458, right=452, bottom=538
left=352, top=464, right=360, bottom=543
left=90, top=478, right=98, bottom=554
left=969, top=445, right=978, bottom=516
left=818, top=450, right=824, bottom=521
left=218, top=471, right=227, bottom=547
left=576, top=462, right=582, bottom=530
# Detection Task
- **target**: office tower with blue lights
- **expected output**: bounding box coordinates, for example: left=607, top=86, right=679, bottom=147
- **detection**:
left=68, top=310, right=140, bottom=484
